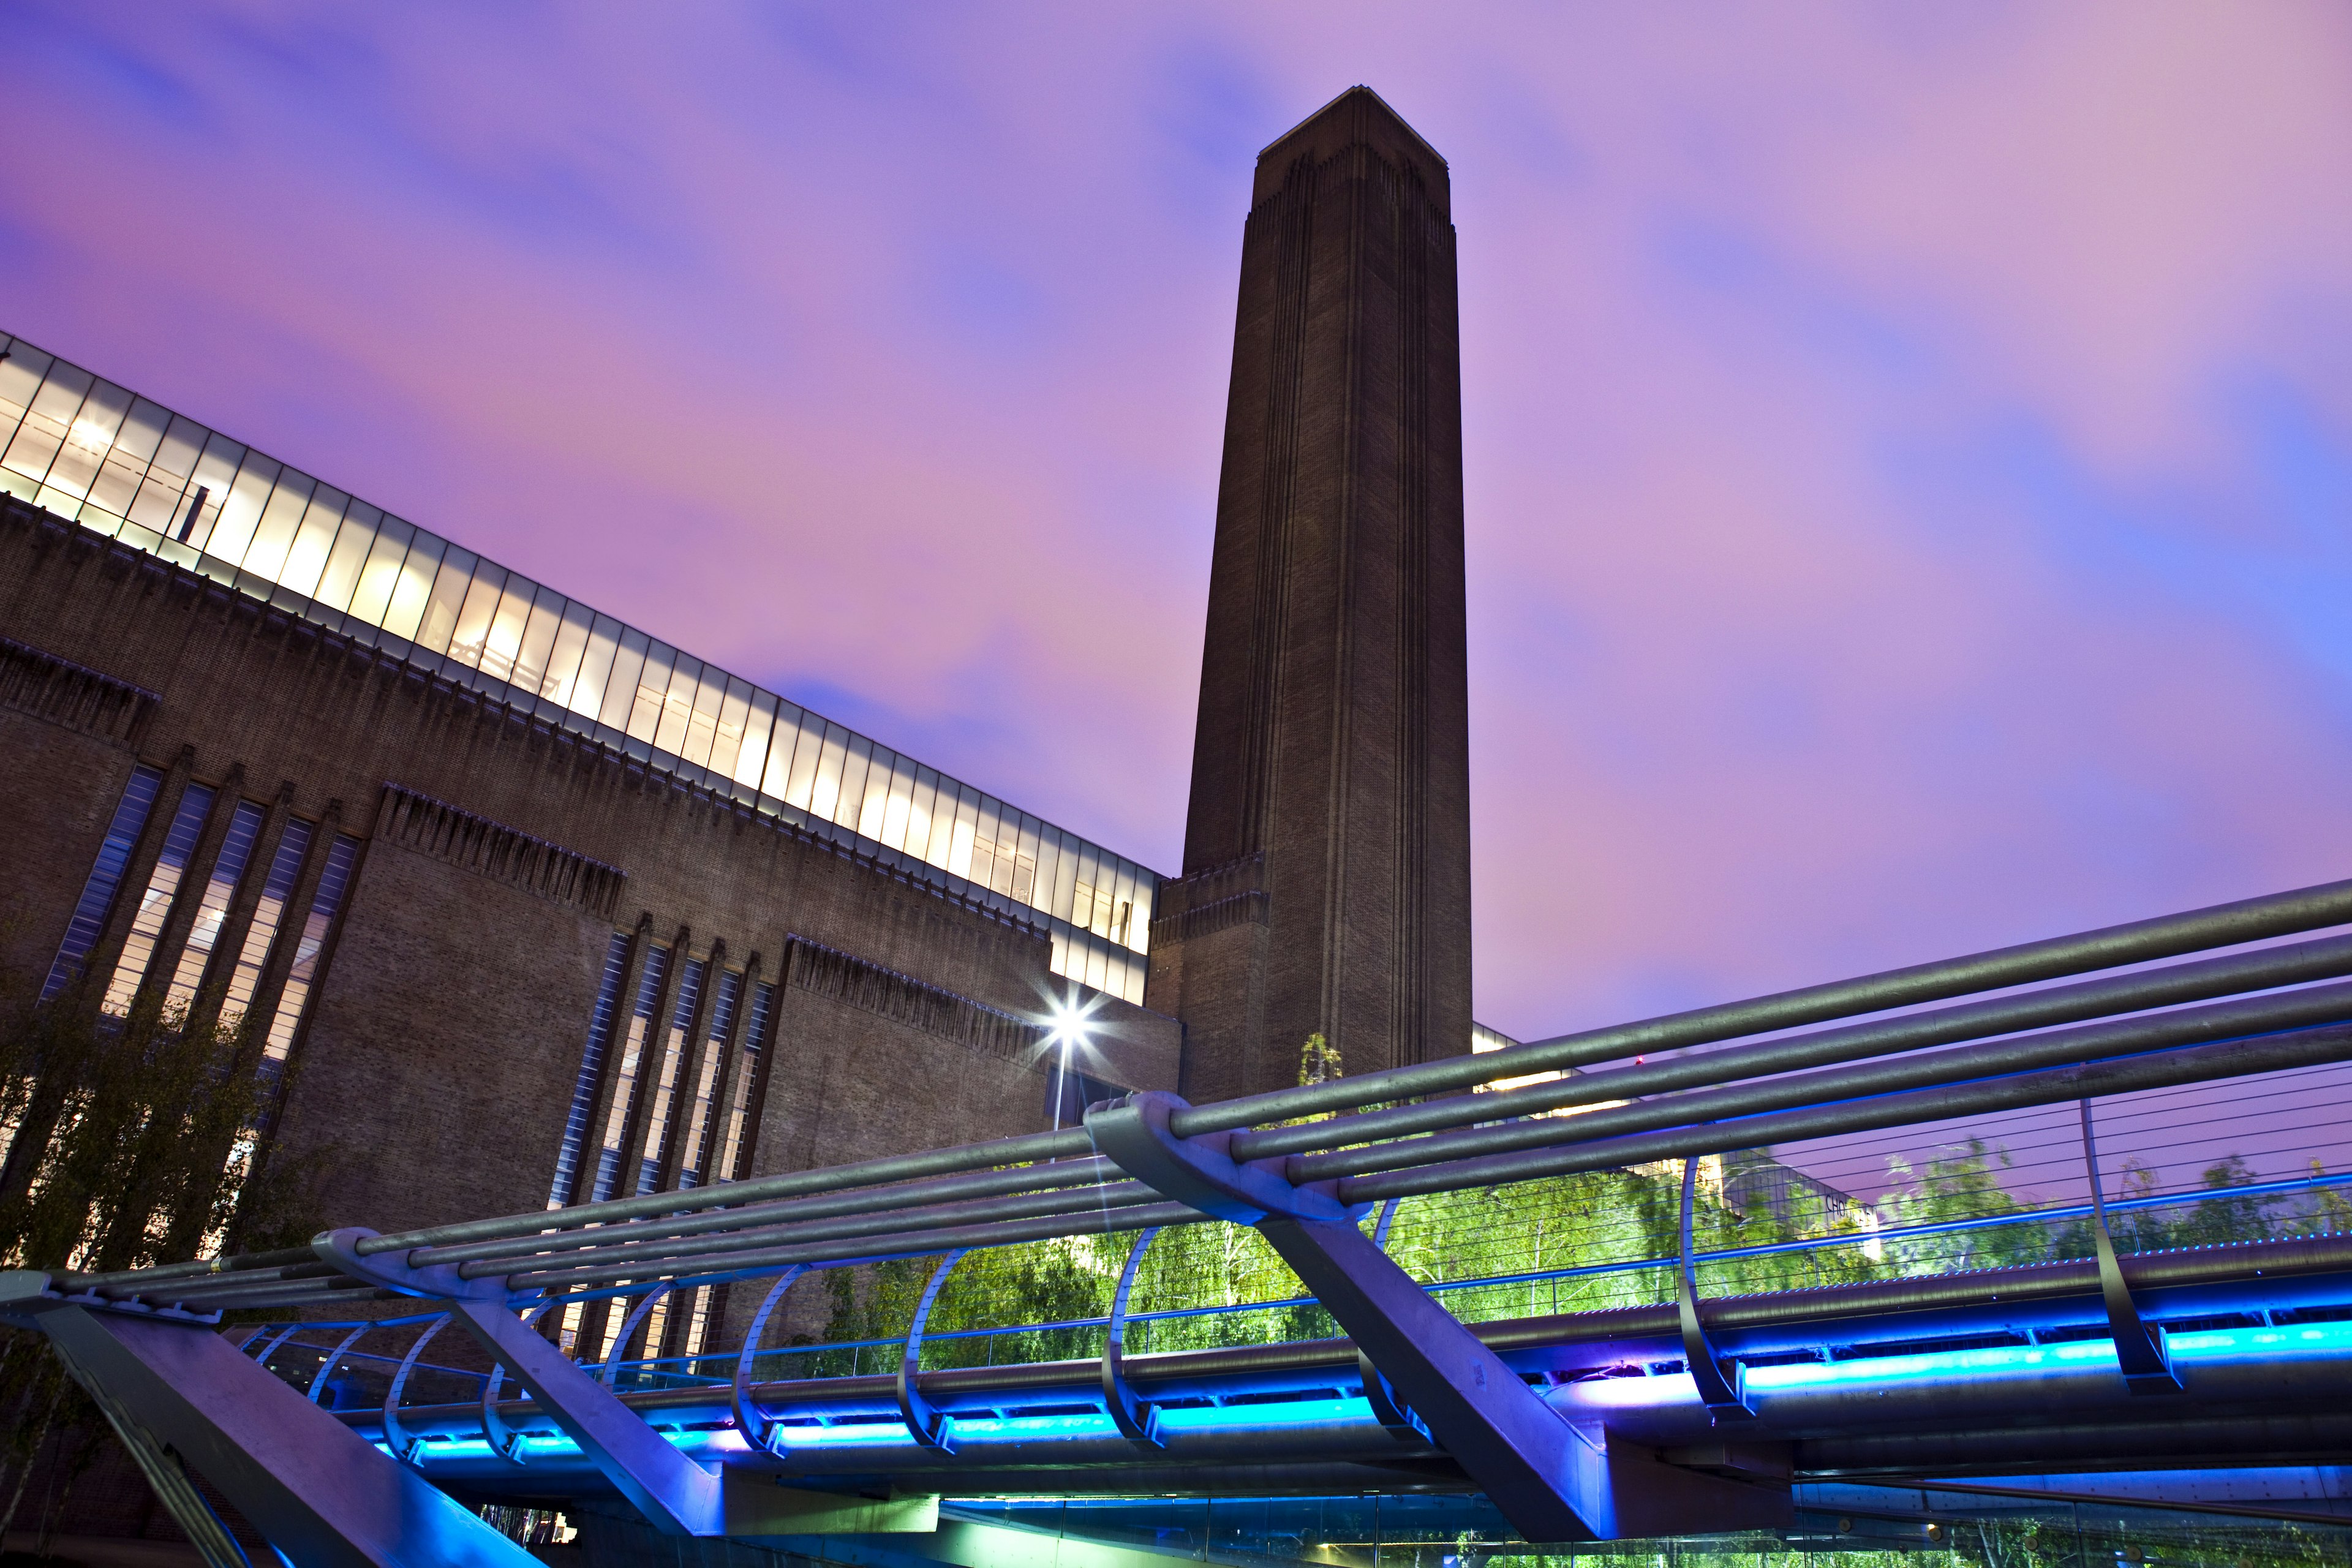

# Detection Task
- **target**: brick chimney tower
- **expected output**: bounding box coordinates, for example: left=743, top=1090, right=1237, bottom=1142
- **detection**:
left=1148, top=88, right=1472, bottom=1103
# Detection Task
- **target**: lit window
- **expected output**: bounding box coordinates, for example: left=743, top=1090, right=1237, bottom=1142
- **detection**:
left=710, top=980, right=774, bottom=1189
left=635, top=959, right=705, bottom=1196
left=548, top=933, right=630, bottom=1210
left=258, top=835, right=358, bottom=1068
left=676, top=970, right=742, bottom=1190
left=219, top=819, right=313, bottom=1025
left=589, top=946, right=669, bottom=1205
left=40, top=764, right=162, bottom=1002
left=162, top=800, right=266, bottom=1014
left=101, top=782, right=217, bottom=1017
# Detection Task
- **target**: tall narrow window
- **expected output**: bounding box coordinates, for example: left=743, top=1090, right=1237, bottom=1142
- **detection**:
left=41, top=764, right=163, bottom=1001
left=677, top=970, right=742, bottom=1189
left=590, top=946, right=669, bottom=1205
left=219, top=819, right=313, bottom=1026
left=711, top=980, right=774, bottom=1188
left=162, top=800, right=265, bottom=1014
left=549, top=933, right=631, bottom=1209
left=635, top=959, right=705, bottom=1196
left=258, top=834, right=358, bottom=1069
left=101, top=782, right=217, bottom=1017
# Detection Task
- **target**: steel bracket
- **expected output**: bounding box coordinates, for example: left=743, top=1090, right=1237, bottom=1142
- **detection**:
left=1101, top=1227, right=1163, bottom=1446
left=2080, top=1101, right=2183, bottom=1395
left=897, top=1251, right=966, bottom=1450
left=1085, top=1090, right=1366, bottom=1224
left=1677, top=1157, right=1757, bottom=1423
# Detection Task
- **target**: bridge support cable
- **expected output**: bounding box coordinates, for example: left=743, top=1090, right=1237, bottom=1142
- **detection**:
left=1084, top=1090, right=1793, bottom=1543
left=2079, top=1098, right=2183, bottom=1395
left=1676, top=1156, right=1755, bottom=1422
left=0, top=1279, right=537, bottom=1567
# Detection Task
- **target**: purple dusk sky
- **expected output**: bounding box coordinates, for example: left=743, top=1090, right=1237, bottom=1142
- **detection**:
left=5, top=6, right=2350, bottom=1046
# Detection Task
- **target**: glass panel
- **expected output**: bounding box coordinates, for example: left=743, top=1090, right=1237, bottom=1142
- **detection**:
left=570, top=614, right=622, bottom=720
left=179, top=434, right=246, bottom=551
left=220, top=818, right=313, bottom=1025
left=598, top=627, right=649, bottom=731
left=312, top=503, right=378, bottom=612
left=627, top=642, right=676, bottom=744
left=278, top=485, right=349, bottom=600
left=651, top=652, right=699, bottom=756
left=261, top=835, right=360, bottom=1068
left=480, top=574, right=538, bottom=685
left=904, top=768, right=941, bottom=864
left=761, top=710, right=806, bottom=804
left=379, top=526, right=440, bottom=639
left=3, top=361, right=92, bottom=484
left=734, top=691, right=777, bottom=793
left=854, top=744, right=894, bottom=840
left=41, top=765, right=164, bottom=1003
left=636, top=957, right=704, bottom=1195
left=809, top=726, right=848, bottom=822
left=350, top=516, right=418, bottom=628
left=592, top=946, right=669, bottom=1204
left=678, top=968, right=741, bottom=1188
left=947, top=788, right=979, bottom=879
left=0, top=343, right=53, bottom=446
left=102, top=782, right=219, bottom=1017
left=1013, top=815, right=1042, bottom=907
left=681, top=670, right=726, bottom=769
left=164, top=799, right=268, bottom=1012
left=207, top=453, right=281, bottom=566
left=834, top=736, right=872, bottom=828
left=780, top=716, right=824, bottom=811
left=413, top=546, right=479, bottom=654
left=712, top=981, right=773, bottom=1186
left=47, top=379, right=130, bottom=500
left=238, top=467, right=314, bottom=581
left=971, top=797, right=1006, bottom=894
left=92, top=398, right=167, bottom=520
left=446, top=561, right=508, bottom=670
left=709, top=679, right=752, bottom=784
left=876, top=753, right=914, bottom=850
left=540, top=600, right=594, bottom=706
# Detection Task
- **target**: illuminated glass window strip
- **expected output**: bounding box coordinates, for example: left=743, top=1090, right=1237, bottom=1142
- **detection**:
left=102, top=782, right=216, bottom=1017
left=677, top=970, right=741, bottom=1191
left=549, top=933, right=630, bottom=1210
left=260, top=835, right=358, bottom=1068
left=41, top=764, right=163, bottom=1002
left=591, top=946, right=669, bottom=1205
left=0, top=331, right=1161, bottom=1005
left=163, top=799, right=265, bottom=1013
left=711, top=979, right=773, bottom=1188
left=221, top=818, right=312, bottom=1024
left=636, top=958, right=705, bottom=1197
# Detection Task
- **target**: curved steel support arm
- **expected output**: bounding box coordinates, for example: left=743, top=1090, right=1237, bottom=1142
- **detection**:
left=380, top=1314, right=452, bottom=1464
left=600, top=1284, right=675, bottom=1387
left=2080, top=1100, right=2182, bottom=1395
left=732, top=1265, right=812, bottom=1455
left=897, top=1251, right=967, bottom=1450
left=1100, top=1227, right=1161, bottom=1446
left=304, top=1323, right=374, bottom=1406
left=481, top=1302, right=557, bottom=1463
left=1678, top=1156, right=1755, bottom=1423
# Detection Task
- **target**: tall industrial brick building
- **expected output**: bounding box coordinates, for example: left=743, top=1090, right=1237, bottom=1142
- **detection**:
left=0, top=89, right=1479, bottom=1348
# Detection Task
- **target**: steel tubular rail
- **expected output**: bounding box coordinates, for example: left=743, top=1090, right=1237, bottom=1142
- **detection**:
left=506, top=1200, right=1201, bottom=1292
left=1339, top=1020, right=2352, bottom=1202
left=1295, top=976, right=2352, bottom=1182
left=1169, top=874, right=2352, bottom=1136
left=407, top=1156, right=1123, bottom=1270
left=1233, top=930, right=2352, bottom=1161
left=353, top=1126, right=1097, bottom=1257
left=448, top=1178, right=1166, bottom=1284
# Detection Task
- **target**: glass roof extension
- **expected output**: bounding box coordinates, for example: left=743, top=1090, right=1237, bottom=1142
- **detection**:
left=0, top=331, right=1158, bottom=1005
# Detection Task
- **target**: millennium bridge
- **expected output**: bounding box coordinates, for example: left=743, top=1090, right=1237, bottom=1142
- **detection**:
left=14, top=879, right=2352, bottom=1566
